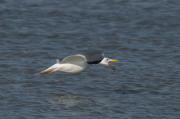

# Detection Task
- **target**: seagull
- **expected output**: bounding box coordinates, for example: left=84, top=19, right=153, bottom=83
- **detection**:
left=37, top=51, right=118, bottom=74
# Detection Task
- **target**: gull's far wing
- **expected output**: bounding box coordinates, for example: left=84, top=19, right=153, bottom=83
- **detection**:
left=60, top=55, right=85, bottom=64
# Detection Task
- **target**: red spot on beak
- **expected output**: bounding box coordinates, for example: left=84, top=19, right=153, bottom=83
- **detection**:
left=108, top=62, right=115, bottom=70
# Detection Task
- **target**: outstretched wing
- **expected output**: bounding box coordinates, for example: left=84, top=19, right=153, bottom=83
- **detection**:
left=77, top=51, right=104, bottom=64
left=60, top=55, right=85, bottom=64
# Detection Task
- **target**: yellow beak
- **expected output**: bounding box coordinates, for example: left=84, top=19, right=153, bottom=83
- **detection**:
left=108, top=59, right=118, bottom=70
left=110, top=59, right=118, bottom=62
left=109, top=65, right=115, bottom=70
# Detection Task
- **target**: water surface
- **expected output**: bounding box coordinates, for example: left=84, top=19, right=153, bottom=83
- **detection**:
left=1, top=0, right=180, bottom=118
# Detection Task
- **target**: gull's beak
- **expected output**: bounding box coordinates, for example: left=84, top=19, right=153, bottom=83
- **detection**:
left=110, top=59, right=119, bottom=62
left=109, top=65, right=115, bottom=70
left=108, top=59, right=118, bottom=70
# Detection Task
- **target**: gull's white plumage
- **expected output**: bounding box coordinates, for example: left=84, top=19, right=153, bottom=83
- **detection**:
left=37, top=52, right=118, bottom=74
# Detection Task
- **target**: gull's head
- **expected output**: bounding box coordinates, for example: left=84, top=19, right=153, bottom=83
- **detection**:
left=100, top=57, right=118, bottom=70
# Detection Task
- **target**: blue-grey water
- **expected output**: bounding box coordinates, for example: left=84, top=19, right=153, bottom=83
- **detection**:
left=1, top=0, right=180, bottom=118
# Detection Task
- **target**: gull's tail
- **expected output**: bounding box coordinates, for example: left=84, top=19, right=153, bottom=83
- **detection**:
left=35, top=62, right=60, bottom=75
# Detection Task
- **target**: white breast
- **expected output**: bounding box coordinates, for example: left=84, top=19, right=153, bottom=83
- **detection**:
left=56, top=55, right=91, bottom=73
left=60, top=63, right=90, bottom=73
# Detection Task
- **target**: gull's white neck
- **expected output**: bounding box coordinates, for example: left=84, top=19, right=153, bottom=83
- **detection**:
left=99, top=58, right=109, bottom=66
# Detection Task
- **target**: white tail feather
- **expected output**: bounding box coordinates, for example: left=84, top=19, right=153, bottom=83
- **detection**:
left=35, top=63, right=60, bottom=75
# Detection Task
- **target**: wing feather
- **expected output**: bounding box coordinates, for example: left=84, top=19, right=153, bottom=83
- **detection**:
left=60, top=55, right=85, bottom=64
left=78, top=51, right=104, bottom=64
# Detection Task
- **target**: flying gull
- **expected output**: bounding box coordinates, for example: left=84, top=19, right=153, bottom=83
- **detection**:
left=37, top=51, right=118, bottom=74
